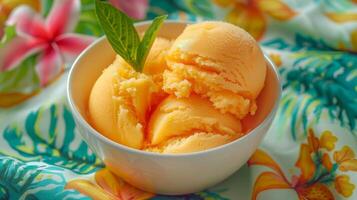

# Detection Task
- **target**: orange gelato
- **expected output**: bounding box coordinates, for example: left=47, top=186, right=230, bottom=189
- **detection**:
left=89, top=22, right=266, bottom=153
left=89, top=38, right=171, bottom=149
left=164, top=21, right=266, bottom=119
left=146, top=95, right=241, bottom=153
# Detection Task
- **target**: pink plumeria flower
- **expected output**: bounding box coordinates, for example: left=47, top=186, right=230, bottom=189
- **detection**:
left=109, top=0, right=148, bottom=19
left=0, top=0, right=95, bottom=86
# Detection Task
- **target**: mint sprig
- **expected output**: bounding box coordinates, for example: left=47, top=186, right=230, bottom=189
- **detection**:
left=95, top=1, right=167, bottom=72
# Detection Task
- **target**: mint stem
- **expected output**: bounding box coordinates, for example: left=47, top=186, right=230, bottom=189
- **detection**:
left=95, top=1, right=167, bottom=72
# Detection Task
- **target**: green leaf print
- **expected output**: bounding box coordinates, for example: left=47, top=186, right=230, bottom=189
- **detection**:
left=197, top=190, right=230, bottom=200
left=148, top=0, right=212, bottom=20
left=0, top=156, right=90, bottom=200
left=262, top=34, right=334, bottom=52
left=278, top=90, right=323, bottom=140
left=0, top=185, right=8, bottom=200
left=317, top=0, right=357, bottom=11
left=263, top=34, right=357, bottom=140
left=181, top=0, right=214, bottom=19
left=279, top=51, right=357, bottom=140
left=2, top=104, right=103, bottom=174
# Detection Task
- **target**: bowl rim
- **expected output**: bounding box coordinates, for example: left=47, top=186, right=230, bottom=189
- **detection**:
left=67, top=20, right=282, bottom=158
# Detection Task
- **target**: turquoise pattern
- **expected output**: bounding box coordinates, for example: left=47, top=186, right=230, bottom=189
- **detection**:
left=147, top=0, right=211, bottom=21
left=287, top=52, right=357, bottom=129
left=262, top=34, right=334, bottom=51
left=2, top=104, right=103, bottom=174
left=0, top=156, right=90, bottom=199
left=263, top=34, right=357, bottom=140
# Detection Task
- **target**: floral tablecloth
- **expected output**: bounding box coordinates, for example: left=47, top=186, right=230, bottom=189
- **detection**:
left=0, top=0, right=356, bottom=199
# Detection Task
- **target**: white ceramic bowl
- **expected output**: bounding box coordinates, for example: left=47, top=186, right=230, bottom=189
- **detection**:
left=67, top=21, right=281, bottom=195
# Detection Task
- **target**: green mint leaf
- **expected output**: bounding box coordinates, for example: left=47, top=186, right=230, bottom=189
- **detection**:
left=95, top=1, right=166, bottom=72
left=95, top=1, right=140, bottom=69
left=136, top=15, right=167, bottom=72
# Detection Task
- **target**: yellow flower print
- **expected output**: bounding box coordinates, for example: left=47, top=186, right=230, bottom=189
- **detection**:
left=214, top=0, right=296, bottom=40
left=248, top=149, right=286, bottom=177
left=321, top=153, right=333, bottom=172
left=249, top=145, right=335, bottom=200
left=334, top=175, right=355, bottom=197
left=307, top=129, right=338, bottom=153
left=295, top=144, right=316, bottom=184
left=256, top=0, right=296, bottom=20
left=249, top=129, right=356, bottom=200
left=95, top=169, right=154, bottom=200
left=66, top=168, right=154, bottom=200
left=66, top=179, right=117, bottom=200
left=334, top=146, right=357, bottom=172
left=307, top=129, right=319, bottom=153
left=325, top=12, right=357, bottom=23
left=251, top=171, right=291, bottom=200
left=225, top=3, right=266, bottom=40
left=324, top=12, right=357, bottom=51
left=319, top=130, right=338, bottom=151
left=296, top=183, right=334, bottom=200
left=269, top=53, right=282, bottom=67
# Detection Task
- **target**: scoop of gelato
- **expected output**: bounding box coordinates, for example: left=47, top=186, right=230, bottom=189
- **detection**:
left=89, top=38, right=171, bottom=149
left=89, top=22, right=266, bottom=154
left=163, top=21, right=266, bottom=119
left=146, top=132, right=235, bottom=154
left=147, top=95, right=242, bottom=150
